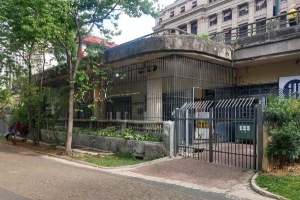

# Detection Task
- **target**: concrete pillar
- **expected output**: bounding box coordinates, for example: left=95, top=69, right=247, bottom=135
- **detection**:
left=231, top=6, right=238, bottom=40
left=249, top=1, right=255, bottom=36
left=147, top=67, right=162, bottom=121
left=217, top=12, right=223, bottom=32
left=266, top=0, right=274, bottom=18
left=249, top=0, right=255, bottom=23
left=198, top=17, right=208, bottom=34
left=187, top=22, right=191, bottom=34
left=163, top=121, right=175, bottom=157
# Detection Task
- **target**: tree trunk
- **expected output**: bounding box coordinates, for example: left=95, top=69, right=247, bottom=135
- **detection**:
left=28, top=63, right=36, bottom=145
left=37, top=53, right=46, bottom=146
left=65, top=82, right=75, bottom=155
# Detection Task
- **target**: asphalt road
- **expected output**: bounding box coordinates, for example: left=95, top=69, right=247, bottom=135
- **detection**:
left=0, top=143, right=244, bottom=200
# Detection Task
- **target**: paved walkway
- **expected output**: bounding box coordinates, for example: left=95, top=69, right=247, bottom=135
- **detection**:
left=0, top=143, right=270, bottom=200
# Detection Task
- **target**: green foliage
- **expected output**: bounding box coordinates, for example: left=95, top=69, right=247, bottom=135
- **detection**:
left=197, top=33, right=211, bottom=40
left=72, top=152, right=148, bottom=167
left=54, top=126, right=163, bottom=142
left=256, top=174, right=300, bottom=200
left=264, top=97, right=300, bottom=168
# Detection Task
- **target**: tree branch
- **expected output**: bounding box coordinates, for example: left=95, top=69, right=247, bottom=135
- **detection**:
left=82, top=1, right=120, bottom=26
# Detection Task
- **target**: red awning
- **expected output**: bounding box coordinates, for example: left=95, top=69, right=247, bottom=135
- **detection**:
left=210, top=17, right=217, bottom=21
left=224, top=12, right=231, bottom=17
left=223, top=31, right=230, bottom=34
left=192, top=2, right=197, bottom=6
left=210, top=35, right=215, bottom=38
left=239, top=6, right=248, bottom=11
left=181, top=7, right=185, bottom=11
left=257, top=0, right=265, bottom=6
left=193, top=23, right=198, bottom=27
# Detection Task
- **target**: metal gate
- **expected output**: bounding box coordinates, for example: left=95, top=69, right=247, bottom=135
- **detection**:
left=175, top=98, right=257, bottom=169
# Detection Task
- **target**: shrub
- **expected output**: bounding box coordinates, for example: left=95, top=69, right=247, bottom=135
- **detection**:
left=264, top=97, right=300, bottom=168
left=197, top=33, right=211, bottom=40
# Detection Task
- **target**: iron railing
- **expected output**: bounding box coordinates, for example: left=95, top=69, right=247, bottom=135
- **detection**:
left=212, top=10, right=300, bottom=44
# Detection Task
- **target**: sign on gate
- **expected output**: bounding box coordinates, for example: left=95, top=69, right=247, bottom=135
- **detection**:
left=195, top=112, right=209, bottom=139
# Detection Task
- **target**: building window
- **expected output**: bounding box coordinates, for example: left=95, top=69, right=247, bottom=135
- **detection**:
left=256, top=18, right=266, bottom=34
left=178, top=24, right=187, bottom=34
left=181, top=6, right=185, bottom=13
left=209, top=0, right=217, bottom=3
left=280, top=11, right=287, bottom=28
left=223, top=9, right=232, bottom=21
left=170, top=11, right=174, bottom=18
left=239, top=3, right=249, bottom=16
left=210, top=34, right=216, bottom=41
left=191, top=21, right=198, bottom=35
left=256, top=0, right=266, bottom=11
left=159, top=18, right=162, bottom=25
left=223, top=29, right=231, bottom=43
left=239, top=23, right=248, bottom=38
left=192, top=1, right=197, bottom=8
left=171, top=29, right=176, bottom=34
left=209, top=15, right=217, bottom=26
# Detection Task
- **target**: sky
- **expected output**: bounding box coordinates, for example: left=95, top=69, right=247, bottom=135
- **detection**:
left=93, top=0, right=175, bottom=45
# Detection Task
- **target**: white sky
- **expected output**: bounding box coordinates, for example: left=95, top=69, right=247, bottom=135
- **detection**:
left=93, top=0, right=175, bottom=45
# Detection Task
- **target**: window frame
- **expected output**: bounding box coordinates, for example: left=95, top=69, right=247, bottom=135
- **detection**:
left=192, top=1, right=197, bottom=8
left=238, top=3, right=249, bottom=17
left=209, top=15, right=217, bottom=26
left=223, top=9, right=232, bottom=21
left=170, top=11, right=174, bottom=18
left=256, top=0, right=267, bottom=11
left=181, top=6, right=185, bottom=13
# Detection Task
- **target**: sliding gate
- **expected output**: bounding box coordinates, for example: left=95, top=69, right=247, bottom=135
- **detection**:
left=175, top=98, right=257, bottom=169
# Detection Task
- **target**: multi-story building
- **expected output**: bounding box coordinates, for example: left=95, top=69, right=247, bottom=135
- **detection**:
left=153, top=0, right=300, bottom=39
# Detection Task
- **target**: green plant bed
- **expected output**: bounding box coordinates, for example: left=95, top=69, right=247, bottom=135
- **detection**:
left=256, top=173, right=300, bottom=200
left=72, top=152, right=149, bottom=167
left=54, top=127, right=163, bottom=142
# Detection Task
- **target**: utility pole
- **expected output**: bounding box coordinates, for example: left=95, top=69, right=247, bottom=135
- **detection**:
left=275, top=0, right=281, bottom=16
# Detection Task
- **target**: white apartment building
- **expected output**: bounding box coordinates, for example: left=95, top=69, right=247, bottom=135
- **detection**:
left=153, top=0, right=300, bottom=39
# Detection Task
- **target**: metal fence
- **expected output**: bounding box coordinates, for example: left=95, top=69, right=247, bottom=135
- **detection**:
left=175, top=98, right=257, bottom=169
left=212, top=10, right=300, bottom=44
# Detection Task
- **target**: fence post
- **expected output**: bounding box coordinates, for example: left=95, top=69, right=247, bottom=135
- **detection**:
left=257, top=100, right=263, bottom=171
left=175, top=108, right=180, bottom=156
left=209, top=107, right=213, bottom=163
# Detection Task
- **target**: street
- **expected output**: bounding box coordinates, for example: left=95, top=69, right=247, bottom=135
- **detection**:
left=0, top=143, right=241, bottom=200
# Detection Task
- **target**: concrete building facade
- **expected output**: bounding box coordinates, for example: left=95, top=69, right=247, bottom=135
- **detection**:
left=153, top=0, right=300, bottom=38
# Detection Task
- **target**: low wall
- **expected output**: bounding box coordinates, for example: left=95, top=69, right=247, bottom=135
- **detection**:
left=41, top=129, right=166, bottom=160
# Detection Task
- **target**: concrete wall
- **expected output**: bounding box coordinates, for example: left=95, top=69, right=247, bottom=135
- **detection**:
left=41, top=130, right=166, bottom=160
left=236, top=59, right=299, bottom=85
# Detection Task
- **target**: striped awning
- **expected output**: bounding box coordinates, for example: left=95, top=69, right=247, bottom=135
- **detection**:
left=224, top=11, right=231, bottom=17
left=192, top=2, right=197, bottom=6
left=210, top=35, right=215, bottom=38
left=210, top=16, right=217, bottom=21
left=181, top=7, right=185, bottom=11
left=223, top=31, right=230, bottom=34
left=239, top=6, right=248, bottom=11
left=193, top=23, right=198, bottom=27
left=256, top=0, right=265, bottom=6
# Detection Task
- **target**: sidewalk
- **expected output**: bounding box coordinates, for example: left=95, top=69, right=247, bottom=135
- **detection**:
left=4, top=137, right=271, bottom=200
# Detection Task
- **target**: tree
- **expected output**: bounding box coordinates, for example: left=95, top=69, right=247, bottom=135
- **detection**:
left=0, top=0, right=54, bottom=145
left=45, top=0, right=159, bottom=155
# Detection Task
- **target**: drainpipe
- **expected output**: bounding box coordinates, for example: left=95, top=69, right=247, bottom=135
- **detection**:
left=275, top=0, right=281, bottom=16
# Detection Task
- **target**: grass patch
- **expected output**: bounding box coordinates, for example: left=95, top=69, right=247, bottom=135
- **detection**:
left=256, top=173, right=300, bottom=200
left=0, top=137, right=6, bottom=142
left=29, top=145, right=57, bottom=152
left=72, top=152, right=148, bottom=167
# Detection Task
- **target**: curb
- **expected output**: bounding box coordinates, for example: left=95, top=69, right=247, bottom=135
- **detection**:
left=1, top=140, right=175, bottom=170
left=250, top=173, right=289, bottom=200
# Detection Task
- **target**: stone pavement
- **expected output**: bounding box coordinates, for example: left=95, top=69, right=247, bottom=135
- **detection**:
left=0, top=143, right=270, bottom=200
